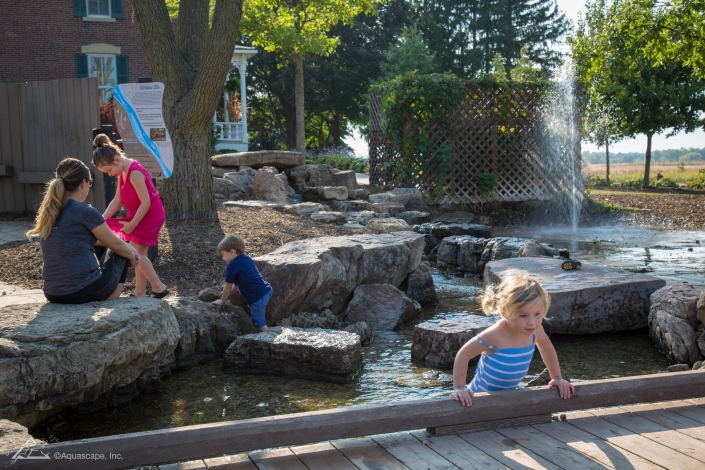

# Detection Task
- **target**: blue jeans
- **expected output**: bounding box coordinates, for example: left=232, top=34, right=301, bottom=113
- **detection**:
left=249, top=289, right=272, bottom=328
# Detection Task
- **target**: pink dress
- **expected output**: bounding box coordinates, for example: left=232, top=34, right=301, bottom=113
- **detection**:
left=106, top=160, right=166, bottom=247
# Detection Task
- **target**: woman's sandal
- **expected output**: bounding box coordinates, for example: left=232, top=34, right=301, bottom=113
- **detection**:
left=150, top=289, right=170, bottom=299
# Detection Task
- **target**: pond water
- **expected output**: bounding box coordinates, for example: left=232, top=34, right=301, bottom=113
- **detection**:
left=34, top=226, right=704, bottom=442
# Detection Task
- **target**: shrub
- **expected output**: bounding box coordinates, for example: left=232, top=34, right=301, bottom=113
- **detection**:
left=653, top=177, right=677, bottom=188
left=587, top=175, right=608, bottom=188
left=306, top=148, right=370, bottom=174
left=686, top=169, right=705, bottom=189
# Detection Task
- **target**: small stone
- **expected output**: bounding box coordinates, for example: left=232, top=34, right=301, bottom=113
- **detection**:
left=693, top=361, right=702, bottom=371
left=365, top=218, right=412, bottom=233
left=1, top=292, right=5, bottom=296
left=198, top=287, right=221, bottom=302
left=667, top=364, right=690, bottom=372
left=560, top=414, right=567, bottom=421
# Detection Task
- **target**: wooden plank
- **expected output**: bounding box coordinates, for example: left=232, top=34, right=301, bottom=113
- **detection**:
left=566, top=411, right=702, bottom=468
left=159, top=460, right=208, bottom=470
left=0, top=165, right=13, bottom=176
left=18, top=172, right=55, bottom=184
left=457, top=430, right=561, bottom=470
left=50, top=79, right=63, bottom=170
left=331, top=438, right=408, bottom=470
left=651, top=400, right=705, bottom=425
left=6, top=372, right=705, bottom=470
left=290, top=442, right=357, bottom=470
left=429, top=413, right=551, bottom=436
left=86, top=77, right=104, bottom=210
left=408, top=430, right=508, bottom=470
left=19, top=82, right=33, bottom=209
left=248, top=448, right=307, bottom=470
left=533, top=420, right=664, bottom=470
left=0, top=84, right=17, bottom=212
left=370, top=432, right=457, bottom=470
left=203, top=453, right=257, bottom=470
left=624, top=403, right=705, bottom=442
left=496, top=425, right=608, bottom=469
left=591, top=407, right=705, bottom=463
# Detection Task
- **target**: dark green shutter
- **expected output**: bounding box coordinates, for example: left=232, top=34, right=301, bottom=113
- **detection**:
left=74, top=0, right=87, bottom=17
left=110, top=0, right=123, bottom=19
left=116, top=56, right=129, bottom=84
left=76, top=55, right=89, bottom=78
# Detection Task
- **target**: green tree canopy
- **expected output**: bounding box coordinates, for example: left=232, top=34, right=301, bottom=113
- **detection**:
left=572, top=0, right=705, bottom=187
left=241, top=0, right=384, bottom=152
left=379, top=26, right=436, bottom=82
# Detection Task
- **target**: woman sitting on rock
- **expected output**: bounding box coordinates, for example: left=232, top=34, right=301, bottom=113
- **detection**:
left=27, top=158, right=140, bottom=303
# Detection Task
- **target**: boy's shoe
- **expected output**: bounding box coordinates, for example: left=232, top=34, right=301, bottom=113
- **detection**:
left=561, top=260, right=582, bottom=270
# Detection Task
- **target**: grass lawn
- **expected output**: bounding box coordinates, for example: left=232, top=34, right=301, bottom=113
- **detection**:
left=585, top=162, right=705, bottom=184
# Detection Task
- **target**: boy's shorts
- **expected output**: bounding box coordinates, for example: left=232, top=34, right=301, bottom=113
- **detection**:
left=249, top=289, right=272, bottom=328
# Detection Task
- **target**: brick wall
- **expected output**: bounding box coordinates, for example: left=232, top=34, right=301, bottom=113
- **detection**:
left=0, top=0, right=151, bottom=84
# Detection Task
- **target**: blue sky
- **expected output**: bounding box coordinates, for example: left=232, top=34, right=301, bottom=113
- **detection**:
left=345, top=0, right=705, bottom=157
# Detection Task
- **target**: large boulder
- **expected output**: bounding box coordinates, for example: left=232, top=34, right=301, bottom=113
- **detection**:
left=345, top=284, right=418, bottom=331
left=243, top=232, right=424, bottom=324
left=223, top=171, right=255, bottom=200
left=327, top=200, right=371, bottom=212
left=0, top=298, right=180, bottom=424
left=0, top=419, right=34, bottom=455
left=302, top=186, right=348, bottom=202
left=168, top=297, right=259, bottom=369
left=649, top=285, right=702, bottom=365
left=287, top=164, right=338, bottom=193
left=369, top=188, right=427, bottom=212
left=437, top=236, right=559, bottom=274
left=411, top=315, right=498, bottom=368
left=405, top=262, right=437, bottom=307
left=346, top=210, right=379, bottom=226
left=485, top=258, right=667, bottom=334
left=284, top=202, right=328, bottom=217
left=437, top=211, right=474, bottom=224
left=310, top=211, right=347, bottom=224
left=252, top=166, right=295, bottom=203
left=223, top=327, right=362, bottom=382
left=211, top=151, right=305, bottom=171
left=212, top=177, right=237, bottom=199
left=348, top=188, right=370, bottom=200
left=366, top=218, right=412, bottom=233
left=414, top=222, right=492, bottom=239
left=371, top=202, right=406, bottom=216
left=334, top=170, right=358, bottom=190
left=398, top=211, right=432, bottom=226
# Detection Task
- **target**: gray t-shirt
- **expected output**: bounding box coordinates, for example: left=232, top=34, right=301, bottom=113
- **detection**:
left=40, top=199, right=106, bottom=295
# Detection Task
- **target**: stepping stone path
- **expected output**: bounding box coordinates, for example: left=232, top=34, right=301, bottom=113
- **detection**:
left=411, top=315, right=498, bottom=368
left=485, top=258, right=667, bottom=334
left=223, top=327, right=362, bottom=382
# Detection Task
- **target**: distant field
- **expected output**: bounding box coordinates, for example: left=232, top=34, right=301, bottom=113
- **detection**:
left=585, top=162, right=705, bottom=184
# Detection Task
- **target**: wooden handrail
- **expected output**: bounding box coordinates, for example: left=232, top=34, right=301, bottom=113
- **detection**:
left=4, top=371, right=705, bottom=469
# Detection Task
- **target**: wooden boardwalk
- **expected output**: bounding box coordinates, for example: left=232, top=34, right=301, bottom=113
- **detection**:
left=156, top=398, right=705, bottom=470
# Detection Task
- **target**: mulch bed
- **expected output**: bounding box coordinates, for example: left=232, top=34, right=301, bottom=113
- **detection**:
left=2, top=189, right=704, bottom=295
left=0, top=206, right=353, bottom=295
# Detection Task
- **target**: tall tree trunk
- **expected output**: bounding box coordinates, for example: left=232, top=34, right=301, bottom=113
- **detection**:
left=293, top=53, right=306, bottom=154
left=605, top=137, right=610, bottom=187
left=642, top=133, right=653, bottom=188
left=283, top=97, right=296, bottom=150
left=332, top=113, right=341, bottom=148
left=132, top=0, right=243, bottom=219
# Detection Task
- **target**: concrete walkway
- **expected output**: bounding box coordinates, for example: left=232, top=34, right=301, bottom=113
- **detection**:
left=0, top=221, right=31, bottom=246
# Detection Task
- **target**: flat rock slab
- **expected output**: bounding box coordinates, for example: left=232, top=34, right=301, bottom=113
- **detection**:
left=411, top=315, right=498, bottom=368
left=222, top=200, right=286, bottom=210
left=223, top=326, right=362, bottom=382
left=484, top=258, right=667, bottom=334
left=211, top=151, right=305, bottom=170
left=252, top=232, right=424, bottom=324
left=0, top=298, right=180, bottom=422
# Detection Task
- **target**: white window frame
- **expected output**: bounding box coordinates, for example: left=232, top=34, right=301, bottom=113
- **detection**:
left=86, top=0, right=111, bottom=18
left=87, top=54, right=117, bottom=103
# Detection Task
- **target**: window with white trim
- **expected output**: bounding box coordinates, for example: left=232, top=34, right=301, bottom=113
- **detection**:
left=88, top=54, right=117, bottom=102
left=87, top=0, right=110, bottom=18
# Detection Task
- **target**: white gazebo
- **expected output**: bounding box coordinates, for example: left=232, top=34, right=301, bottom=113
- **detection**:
left=213, top=45, right=258, bottom=151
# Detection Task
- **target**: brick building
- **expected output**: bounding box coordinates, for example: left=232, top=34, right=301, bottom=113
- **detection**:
left=0, top=0, right=152, bottom=102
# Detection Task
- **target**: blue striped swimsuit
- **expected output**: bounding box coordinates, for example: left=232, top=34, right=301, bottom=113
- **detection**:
left=468, top=334, right=536, bottom=393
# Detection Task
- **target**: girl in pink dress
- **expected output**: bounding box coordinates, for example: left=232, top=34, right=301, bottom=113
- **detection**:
left=92, top=134, right=169, bottom=298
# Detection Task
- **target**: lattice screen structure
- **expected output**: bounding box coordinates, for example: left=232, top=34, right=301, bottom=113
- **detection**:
left=369, top=84, right=561, bottom=205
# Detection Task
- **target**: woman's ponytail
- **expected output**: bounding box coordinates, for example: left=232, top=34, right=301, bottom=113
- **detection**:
left=27, top=158, right=91, bottom=240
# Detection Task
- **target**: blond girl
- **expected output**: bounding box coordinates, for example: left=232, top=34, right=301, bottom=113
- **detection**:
left=453, top=269, right=574, bottom=406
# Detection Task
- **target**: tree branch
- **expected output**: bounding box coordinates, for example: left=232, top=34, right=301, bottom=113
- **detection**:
left=177, top=0, right=211, bottom=71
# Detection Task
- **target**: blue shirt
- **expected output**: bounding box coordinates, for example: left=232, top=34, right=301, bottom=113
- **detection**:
left=469, top=334, right=536, bottom=393
left=224, top=254, right=271, bottom=304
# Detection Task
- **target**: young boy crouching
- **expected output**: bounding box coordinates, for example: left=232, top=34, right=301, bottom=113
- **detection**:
left=212, top=235, right=272, bottom=332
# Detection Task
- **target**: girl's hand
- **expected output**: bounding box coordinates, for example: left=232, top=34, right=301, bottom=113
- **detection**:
left=119, top=221, right=135, bottom=234
left=453, top=386, right=474, bottom=407
left=548, top=377, right=575, bottom=399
